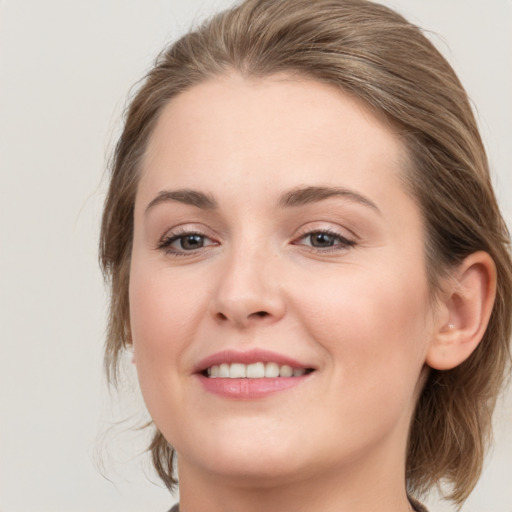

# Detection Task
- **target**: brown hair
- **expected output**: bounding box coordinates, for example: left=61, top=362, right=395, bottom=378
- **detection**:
left=99, top=0, right=512, bottom=505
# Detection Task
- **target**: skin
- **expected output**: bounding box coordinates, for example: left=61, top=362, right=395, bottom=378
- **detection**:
left=129, top=74, right=445, bottom=512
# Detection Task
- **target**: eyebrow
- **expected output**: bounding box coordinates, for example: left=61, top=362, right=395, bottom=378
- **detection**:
left=278, top=185, right=380, bottom=213
left=145, top=185, right=379, bottom=215
left=145, top=189, right=218, bottom=214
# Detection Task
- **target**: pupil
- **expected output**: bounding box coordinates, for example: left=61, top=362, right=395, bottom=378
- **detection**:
left=181, top=235, right=204, bottom=250
left=311, top=233, right=334, bottom=247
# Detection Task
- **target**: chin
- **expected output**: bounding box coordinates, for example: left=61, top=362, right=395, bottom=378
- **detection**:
left=196, top=453, right=308, bottom=488
left=177, top=425, right=312, bottom=485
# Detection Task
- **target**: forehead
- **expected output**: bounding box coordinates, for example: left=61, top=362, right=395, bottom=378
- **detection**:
left=138, top=73, right=408, bottom=212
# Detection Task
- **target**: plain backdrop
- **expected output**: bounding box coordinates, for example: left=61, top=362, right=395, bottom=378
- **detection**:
left=0, top=1, right=511, bottom=511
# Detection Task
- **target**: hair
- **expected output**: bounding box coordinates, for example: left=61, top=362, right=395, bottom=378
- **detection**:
left=99, top=0, right=512, bottom=505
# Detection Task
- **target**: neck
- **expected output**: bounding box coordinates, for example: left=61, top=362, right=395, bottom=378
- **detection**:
left=177, top=441, right=413, bottom=512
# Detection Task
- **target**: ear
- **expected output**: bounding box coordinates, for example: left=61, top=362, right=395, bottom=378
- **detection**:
left=426, top=251, right=497, bottom=370
left=125, top=330, right=135, bottom=364
left=127, top=343, right=136, bottom=365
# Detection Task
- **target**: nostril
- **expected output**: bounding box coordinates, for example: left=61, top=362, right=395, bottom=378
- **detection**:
left=214, top=311, right=268, bottom=322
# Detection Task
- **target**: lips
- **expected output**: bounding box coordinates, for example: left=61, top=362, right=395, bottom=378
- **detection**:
left=194, top=349, right=315, bottom=399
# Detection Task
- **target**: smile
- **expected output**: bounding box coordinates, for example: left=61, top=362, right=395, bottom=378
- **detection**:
left=195, top=349, right=316, bottom=399
left=206, top=362, right=313, bottom=378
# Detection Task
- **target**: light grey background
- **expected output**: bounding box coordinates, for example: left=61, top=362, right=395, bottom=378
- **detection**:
left=0, top=1, right=510, bottom=511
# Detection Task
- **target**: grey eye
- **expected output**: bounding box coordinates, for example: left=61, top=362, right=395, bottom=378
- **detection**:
left=294, top=230, right=355, bottom=251
left=308, top=232, right=338, bottom=248
left=179, top=234, right=205, bottom=250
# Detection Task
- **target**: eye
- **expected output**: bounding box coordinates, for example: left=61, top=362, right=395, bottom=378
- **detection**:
left=158, top=231, right=217, bottom=255
left=294, top=229, right=356, bottom=251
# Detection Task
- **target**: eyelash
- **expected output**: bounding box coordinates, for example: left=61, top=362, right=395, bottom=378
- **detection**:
left=293, top=228, right=356, bottom=252
left=157, top=229, right=218, bottom=256
left=157, top=228, right=356, bottom=256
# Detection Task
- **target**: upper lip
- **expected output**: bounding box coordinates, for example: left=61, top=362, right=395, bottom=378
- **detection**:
left=193, top=348, right=314, bottom=374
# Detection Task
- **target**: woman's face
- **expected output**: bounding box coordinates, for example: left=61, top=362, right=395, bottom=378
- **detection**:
left=130, top=74, right=437, bottom=485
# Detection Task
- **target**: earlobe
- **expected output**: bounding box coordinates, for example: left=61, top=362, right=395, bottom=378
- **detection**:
left=426, top=251, right=497, bottom=371
left=127, top=344, right=136, bottom=365
left=125, top=330, right=136, bottom=364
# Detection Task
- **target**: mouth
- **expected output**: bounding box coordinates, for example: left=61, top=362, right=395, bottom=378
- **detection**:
left=194, top=349, right=316, bottom=398
left=202, top=362, right=314, bottom=379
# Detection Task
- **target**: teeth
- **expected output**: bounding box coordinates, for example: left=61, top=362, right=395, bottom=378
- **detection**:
left=229, top=363, right=246, bottom=378
left=265, top=362, right=279, bottom=378
left=247, top=362, right=265, bottom=378
left=219, top=363, right=230, bottom=378
left=279, top=364, right=293, bottom=377
left=207, top=362, right=309, bottom=378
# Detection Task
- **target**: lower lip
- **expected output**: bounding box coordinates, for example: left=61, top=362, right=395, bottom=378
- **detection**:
left=197, top=374, right=311, bottom=399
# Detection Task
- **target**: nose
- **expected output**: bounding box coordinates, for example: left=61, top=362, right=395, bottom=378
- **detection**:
left=209, top=245, right=286, bottom=328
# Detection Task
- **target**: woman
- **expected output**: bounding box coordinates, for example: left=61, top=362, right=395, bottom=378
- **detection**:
left=99, top=0, right=512, bottom=510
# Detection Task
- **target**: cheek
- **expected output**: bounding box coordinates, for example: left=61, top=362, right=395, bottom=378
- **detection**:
left=129, top=264, right=205, bottom=351
left=128, top=264, right=207, bottom=405
left=294, top=262, right=431, bottom=398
